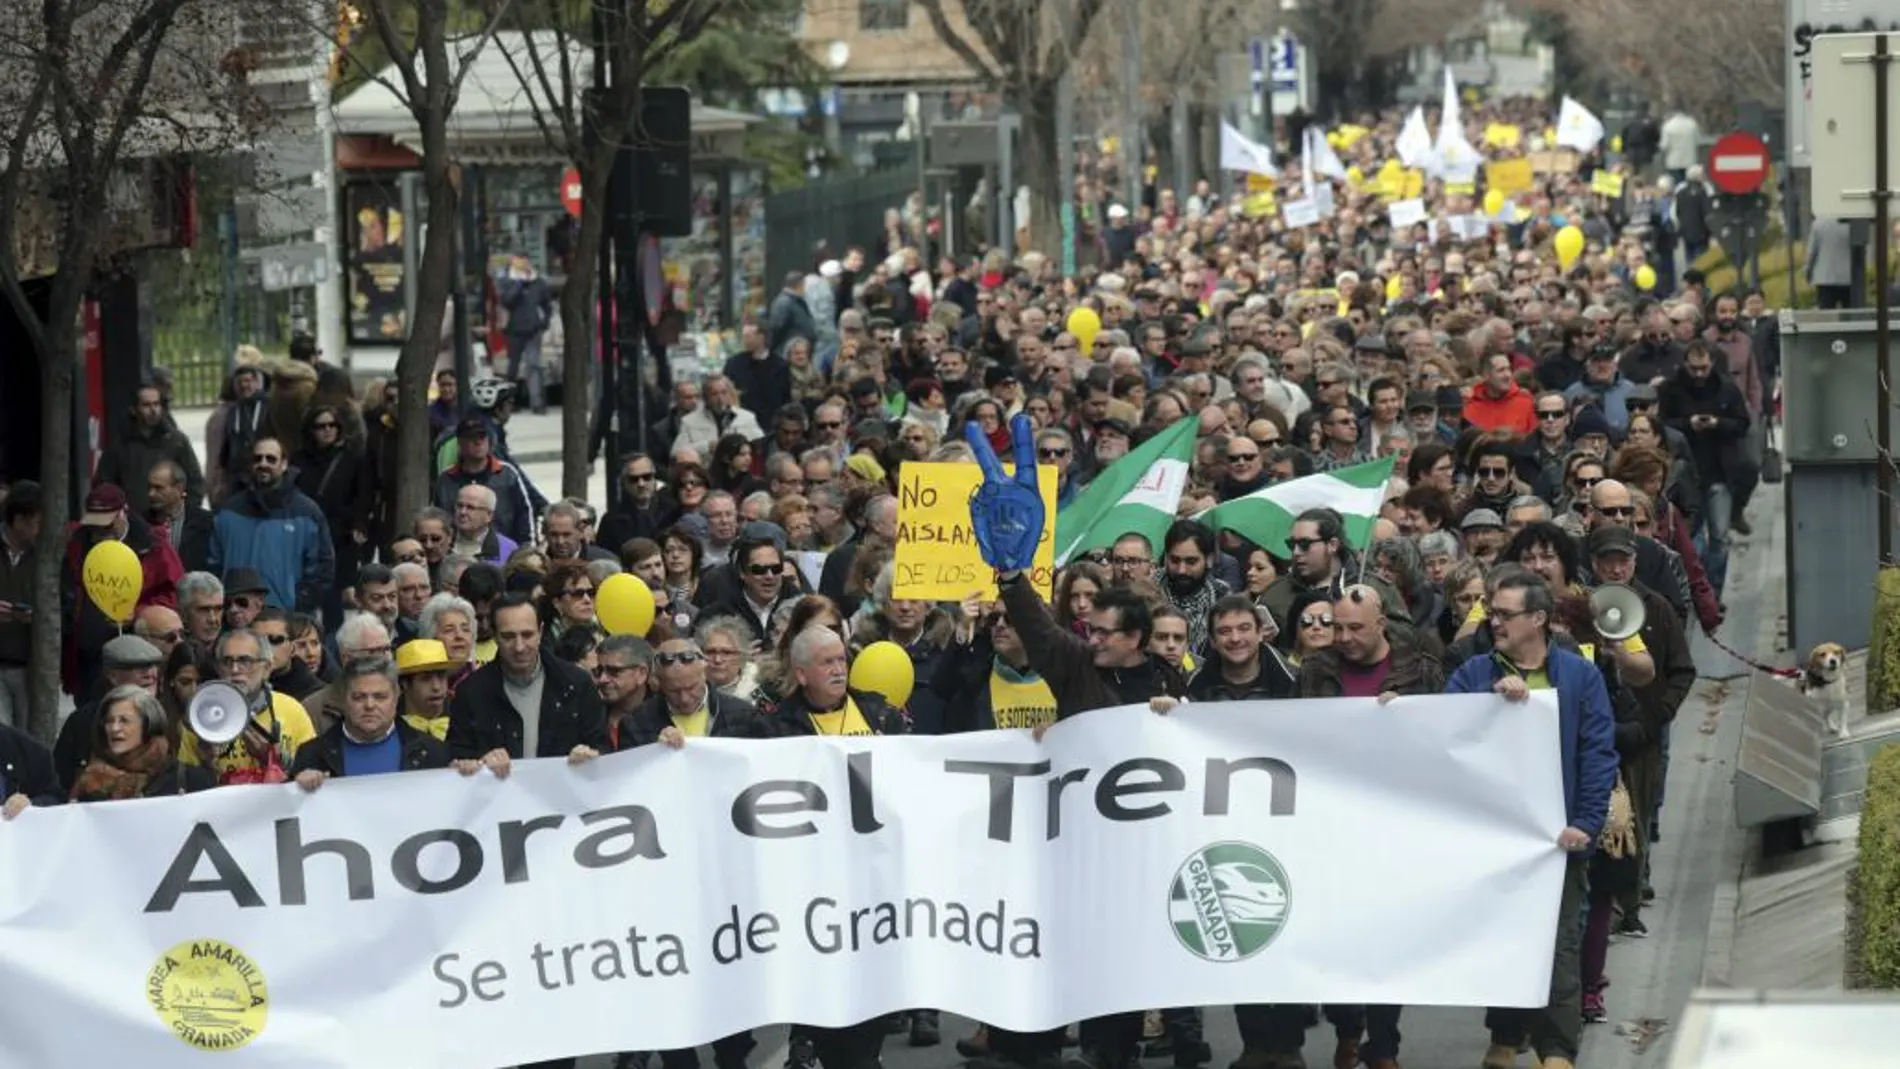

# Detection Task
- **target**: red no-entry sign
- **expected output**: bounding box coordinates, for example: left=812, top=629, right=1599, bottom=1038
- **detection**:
left=560, top=167, right=583, bottom=217
left=1707, top=132, right=1770, bottom=195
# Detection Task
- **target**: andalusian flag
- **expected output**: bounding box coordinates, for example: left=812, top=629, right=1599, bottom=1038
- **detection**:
left=1199, top=456, right=1395, bottom=554
left=1053, top=419, right=1199, bottom=565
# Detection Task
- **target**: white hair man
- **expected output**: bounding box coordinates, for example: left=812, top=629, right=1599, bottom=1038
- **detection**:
left=313, top=612, right=394, bottom=733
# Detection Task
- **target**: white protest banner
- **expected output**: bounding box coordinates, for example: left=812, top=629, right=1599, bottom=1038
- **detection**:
left=1386, top=198, right=1427, bottom=230
left=0, top=696, right=1567, bottom=1069
left=1281, top=198, right=1321, bottom=229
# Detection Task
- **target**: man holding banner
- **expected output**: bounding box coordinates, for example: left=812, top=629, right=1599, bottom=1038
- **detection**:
left=968, top=415, right=1190, bottom=1069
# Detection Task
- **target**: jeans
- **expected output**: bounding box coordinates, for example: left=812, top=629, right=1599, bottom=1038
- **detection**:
left=1696, top=481, right=1733, bottom=595
left=1485, top=855, right=1587, bottom=1062
left=0, top=665, right=27, bottom=729
left=507, top=331, right=547, bottom=411
left=1234, top=1004, right=1383, bottom=1056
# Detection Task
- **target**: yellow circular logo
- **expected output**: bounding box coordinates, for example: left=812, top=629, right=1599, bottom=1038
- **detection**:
left=146, top=938, right=269, bottom=1051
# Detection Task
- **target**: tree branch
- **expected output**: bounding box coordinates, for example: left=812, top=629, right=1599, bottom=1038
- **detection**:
left=915, top=0, right=1000, bottom=86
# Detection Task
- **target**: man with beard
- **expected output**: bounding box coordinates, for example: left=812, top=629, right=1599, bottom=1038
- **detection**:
left=1658, top=340, right=1750, bottom=593
left=208, top=435, right=334, bottom=616
left=1232, top=585, right=1446, bottom=1069
left=1161, top=521, right=1230, bottom=653
left=61, top=483, right=182, bottom=696
left=181, top=628, right=317, bottom=783
left=1259, top=508, right=1407, bottom=636
left=596, top=452, right=679, bottom=553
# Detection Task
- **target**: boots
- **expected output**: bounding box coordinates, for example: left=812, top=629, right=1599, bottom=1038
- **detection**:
left=1480, top=1043, right=1518, bottom=1069
left=910, top=1009, right=941, bottom=1047
left=957, top=1025, right=991, bottom=1058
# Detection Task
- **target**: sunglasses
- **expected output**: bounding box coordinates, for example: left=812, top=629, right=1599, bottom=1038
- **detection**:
left=655, top=650, right=704, bottom=667
left=1299, top=613, right=1334, bottom=628
left=745, top=563, right=782, bottom=576
left=261, top=633, right=288, bottom=646
left=1227, top=452, right=1259, bottom=462
left=564, top=587, right=595, bottom=599
left=1596, top=505, right=1636, bottom=519
left=313, top=420, right=339, bottom=430
left=1477, top=466, right=1510, bottom=479
left=1536, top=410, right=1566, bottom=421
left=1038, top=447, right=1070, bottom=459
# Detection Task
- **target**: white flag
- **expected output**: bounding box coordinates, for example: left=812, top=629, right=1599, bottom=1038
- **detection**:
left=1433, top=67, right=1478, bottom=180
left=1395, top=106, right=1435, bottom=170
left=1305, top=126, right=1347, bottom=182
left=1220, top=121, right=1278, bottom=177
left=1555, top=96, right=1605, bottom=153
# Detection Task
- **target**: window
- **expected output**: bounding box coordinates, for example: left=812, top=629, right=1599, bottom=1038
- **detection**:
left=859, top=0, right=908, bottom=31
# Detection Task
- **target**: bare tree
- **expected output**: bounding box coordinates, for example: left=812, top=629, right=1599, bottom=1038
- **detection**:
left=915, top=0, right=1110, bottom=256
left=1533, top=0, right=1780, bottom=126
left=0, top=0, right=263, bottom=739
left=338, top=0, right=515, bottom=533
left=489, top=0, right=728, bottom=499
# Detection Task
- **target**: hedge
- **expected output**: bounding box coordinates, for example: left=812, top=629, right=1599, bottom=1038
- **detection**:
left=1848, top=744, right=1900, bottom=988
left=1869, top=568, right=1900, bottom=713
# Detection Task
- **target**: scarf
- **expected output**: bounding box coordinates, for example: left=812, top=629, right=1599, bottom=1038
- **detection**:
left=70, top=737, right=173, bottom=803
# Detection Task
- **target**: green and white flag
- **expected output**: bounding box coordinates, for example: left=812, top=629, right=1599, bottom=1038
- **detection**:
left=1053, top=419, right=1200, bottom=565
left=1199, top=456, right=1396, bottom=555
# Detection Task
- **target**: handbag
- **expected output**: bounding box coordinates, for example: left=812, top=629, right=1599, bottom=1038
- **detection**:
left=1598, top=772, right=1639, bottom=858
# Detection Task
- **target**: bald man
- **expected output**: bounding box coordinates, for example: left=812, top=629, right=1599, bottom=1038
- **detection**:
left=134, top=605, right=185, bottom=662
left=1585, top=478, right=1692, bottom=623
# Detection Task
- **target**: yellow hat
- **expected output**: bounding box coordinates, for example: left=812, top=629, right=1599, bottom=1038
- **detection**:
left=396, top=639, right=452, bottom=675
left=844, top=453, right=887, bottom=484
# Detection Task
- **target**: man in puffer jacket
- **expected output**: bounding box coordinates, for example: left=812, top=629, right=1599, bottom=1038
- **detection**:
left=208, top=434, right=334, bottom=615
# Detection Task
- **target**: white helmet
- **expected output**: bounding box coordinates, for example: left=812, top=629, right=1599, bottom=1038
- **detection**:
left=468, top=377, right=514, bottom=410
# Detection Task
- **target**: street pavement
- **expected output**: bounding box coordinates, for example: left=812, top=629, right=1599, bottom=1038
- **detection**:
left=164, top=399, right=1770, bottom=1069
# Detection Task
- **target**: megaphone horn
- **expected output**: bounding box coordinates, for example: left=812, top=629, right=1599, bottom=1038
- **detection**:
left=188, top=680, right=253, bottom=746
left=1590, top=583, right=1647, bottom=642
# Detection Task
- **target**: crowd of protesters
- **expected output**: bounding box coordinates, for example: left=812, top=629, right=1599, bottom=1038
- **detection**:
left=0, top=92, right=1776, bottom=1069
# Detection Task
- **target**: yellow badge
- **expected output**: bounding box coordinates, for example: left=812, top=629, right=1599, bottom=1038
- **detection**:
left=147, top=938, right=269, bottom=1051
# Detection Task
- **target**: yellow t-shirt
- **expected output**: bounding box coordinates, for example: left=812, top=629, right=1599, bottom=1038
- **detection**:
left=808, top=698, right=875, bottom=736
left=989, top=670, right=1058, bottom=730
left=403, top=711, right=449, bottom=740
left=1466, top=589, right=1648, bottom=656
left=180, top=691, right=317, bottom=777
left=670, top=707, right=711, bottom=737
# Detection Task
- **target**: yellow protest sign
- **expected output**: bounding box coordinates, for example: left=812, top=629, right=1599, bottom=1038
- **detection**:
left=1242, top=192, right=1277, bottom=218
left=894, top=462, right=1057, bottom=601
left=1590, top=170, right=1625, bottom=197
left=1446, top=180, right=1476, bottom=197
left=1483, top=123, right=1522, bottom=149
left=1246, top=172, right=1276, bottom=192
left=1485, top=157, right=1535, bottom=196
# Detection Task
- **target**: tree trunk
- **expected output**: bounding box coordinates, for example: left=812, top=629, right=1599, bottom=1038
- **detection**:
left=26, top=314, right=76, bottom=743
left=1018, top=87, right=1064, bottom=261
left=395, top=137, right=460, bottom=530
left=559, top=153, right=609, bottom=498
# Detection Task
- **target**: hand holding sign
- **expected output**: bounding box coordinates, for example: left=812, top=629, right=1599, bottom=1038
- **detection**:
left=965, top=414, right=1044, bottom=574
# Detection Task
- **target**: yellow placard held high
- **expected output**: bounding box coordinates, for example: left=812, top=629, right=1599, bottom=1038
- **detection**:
left=1485, top=157, right=1535, bottom=196
left=1591, top=171, right=1625, bottom=198
left=895, top=462, right=1057, bottom=601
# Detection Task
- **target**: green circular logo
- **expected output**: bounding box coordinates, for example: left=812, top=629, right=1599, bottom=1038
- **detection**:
left=1168, top=840, right=1291, bottom=961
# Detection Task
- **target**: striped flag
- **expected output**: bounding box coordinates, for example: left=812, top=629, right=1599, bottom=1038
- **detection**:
left=1198, top=457, right=1396, bottom=555
left=1053, top=419, right=1200, bottom=565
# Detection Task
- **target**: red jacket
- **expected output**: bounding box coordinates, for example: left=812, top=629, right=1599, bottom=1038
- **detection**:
left=61, top=514, right=182, bottom=694
left=1654, top=497, right=1722, bottom=632
left=1464, top=382, right=1537, bottom=436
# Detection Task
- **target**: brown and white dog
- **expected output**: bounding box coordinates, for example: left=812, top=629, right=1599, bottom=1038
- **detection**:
left=1800, top=643, right=1851, bottom=738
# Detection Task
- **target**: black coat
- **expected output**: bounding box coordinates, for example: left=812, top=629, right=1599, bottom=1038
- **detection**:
left=766, top=686, right=908, bottom=737
left=1000, top=576, right=1185, bottom=720
left=1189, top=648, right=1300, bottom=701
left=0, top=723, right=62, bottom=807
left=447, top=652, right=610, bottom=760
left=616, top=689, right=764, bottom=750
left=290, top=720, right=451, bottom=777
left=1296, top=634, right=1445, bottom=699
left=1659, top=367, right=1751, bottom=486
left=157, top=506, right=216, bottom=577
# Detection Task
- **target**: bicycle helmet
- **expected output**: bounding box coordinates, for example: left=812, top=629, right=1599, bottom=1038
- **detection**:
left=468, top=376, right=514, bottom=410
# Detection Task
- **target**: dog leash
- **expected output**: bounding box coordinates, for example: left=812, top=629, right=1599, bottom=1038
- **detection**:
left=1703, top=628, right=1801, bottom=680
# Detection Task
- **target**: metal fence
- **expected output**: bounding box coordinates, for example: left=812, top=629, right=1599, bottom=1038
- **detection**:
left=764, top=165, right=918, bottom=290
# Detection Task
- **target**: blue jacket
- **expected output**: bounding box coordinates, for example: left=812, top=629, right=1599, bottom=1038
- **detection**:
left=1445, top=643, right=1619, bottom=838
left=208, top=477, right=335, bottom=614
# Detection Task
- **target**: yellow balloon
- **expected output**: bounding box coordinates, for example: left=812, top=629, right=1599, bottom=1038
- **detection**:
left=1066, top=306, right=1102, bottom=354
left=1482, top=189, right=1505, bottom=218
left=849, top=640, right=914, bottom=708
left=82, top=539, right=142, bottom=623
left=1634, top=264, right=1657, bottom=291
left=1345, top=165, right=1364, bottom=186
left=1385, top=274, right=1403, bottom=300
left=1554, top=225, right=1585, bottom=271
left=596, top=572, right=656, bottom=637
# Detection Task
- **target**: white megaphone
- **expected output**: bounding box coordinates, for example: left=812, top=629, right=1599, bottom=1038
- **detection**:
left=1589, top=583, right=1647, bottom=642
left=188, top=680, right=253, bottom=746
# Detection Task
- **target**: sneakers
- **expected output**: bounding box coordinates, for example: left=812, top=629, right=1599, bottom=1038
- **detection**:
left=1582, top=989, right=1607, bottom=1024
left=784, top=1036, right=816, bottom=1069
left=957, top=1025, right=991, bottom=1058
left=1479, top=1042, right=1518, bottom=1069
left=1615, top=914, right=1649, bottom=938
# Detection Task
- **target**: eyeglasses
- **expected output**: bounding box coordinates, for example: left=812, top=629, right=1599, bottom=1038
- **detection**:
left=1227, top=451, right=1259, bottom=462
left=1536, top=410, right=1566, bottom=421
left=1576, top=476, right=1604, bottom=489
left=1252, top=435, right=1280, bottom=447
left=1288, top=537, right=1324, bottom=552
left=313, top=420, right=339, bottom=430
left=219, top=655, right=262, bottom=670
left=1477, top=466, right=1511, bottom=479
left=744, top=562, right=782, bottom=576
left=232, top=595, right=263, bottom=609
left=626, top=472, right=657, bottom=483
left=1110, top=555, right=1150, bottom=569
left=1596, top=505, right=1636, bottom=519
left=655, top=650, right=704, bottom=667
left=594, top=663, right=638, bottom=677
left=1489, top=607, right=1534, bottom=622
left=564, top=587, right=595, bottom=599
left=151, top=629, right=184, bottom=643
left=260, top=633, right=288, bottom=646
left=816, top=421, right=843, bottom=430
left=1038, top=447, right=1070, bottom=459
left=678, top=480, right=707, bottom=491
left=1316, top=379, right=1340, bottom=389
left=1299, top=613, right=1334, bottom=628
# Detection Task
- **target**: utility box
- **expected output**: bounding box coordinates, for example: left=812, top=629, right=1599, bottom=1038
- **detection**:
left=1779, top=310, right=1899, bottom=654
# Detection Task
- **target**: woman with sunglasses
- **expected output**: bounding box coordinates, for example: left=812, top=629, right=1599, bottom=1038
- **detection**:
left=1277, top=588, right=1336, bottom=666
left=539, top=561, right=598, bottom=641
left=295, top=404, right=370, bottom=635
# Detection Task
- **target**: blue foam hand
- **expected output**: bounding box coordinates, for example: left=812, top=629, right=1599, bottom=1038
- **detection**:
left=965, top=414, right=1044, bottom=574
